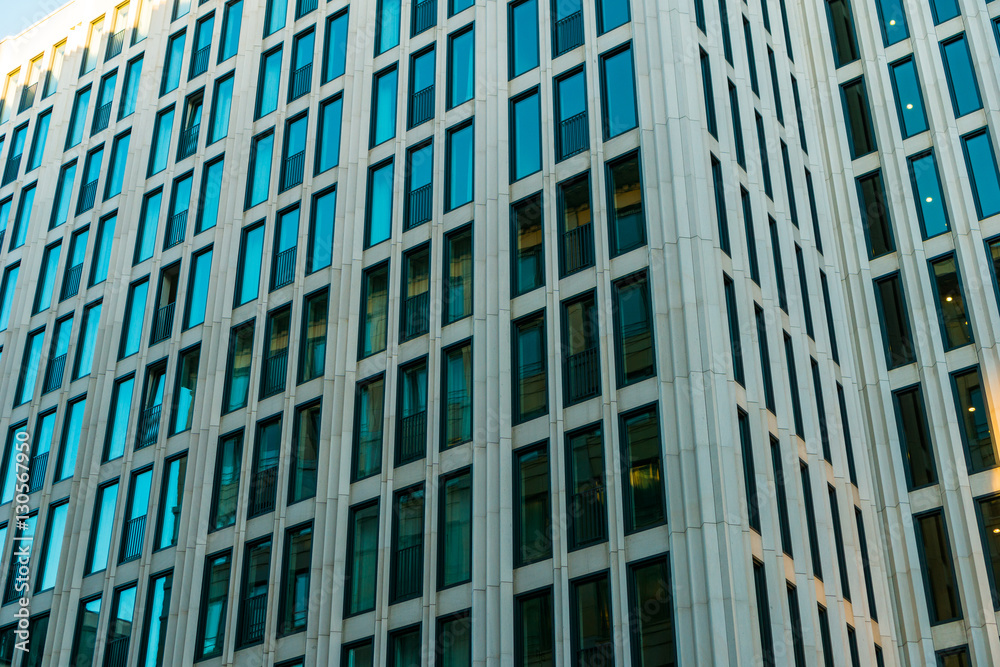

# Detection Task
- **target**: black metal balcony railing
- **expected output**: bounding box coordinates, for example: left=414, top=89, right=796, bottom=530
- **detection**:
left=43, top=354, right=66, bottom=394
left=240, top=593, right=268, bottom=645
left=248, top=466, right=278, bottom=518
left=18, top=84, right=36, bottom=113
left=28, top=452, right=48, bottom=493
left=397, top=410, right=427, bottom=464
left=565, top=346, right=600, bottom=404
left=136, top=404, right=162, bottom=449
left=562, top=222, right=594, bottom=275
left=152, top=302, right=176, bottom=344
left=409, top=85, right=434, bottom=127
left=558, top=111, right=588, bottom=160
left=555, top=11, right=584, bottom=55
left=272, top=247, right=296, bottom=289
left=61, top=263, right=83, bottom=301
left=402, top=291, right=430, bottom=340
left=78, top=180, right=98, bottom=214
left=407, top=183, right=433, bottom=228
left=393, top=543, right=422, bottom=599
left=92, top=102, right=112, bottom=134
left=570, top=485, right=606, bottom=546
left=178, top=123, right=200, bottom=160
left=103, top=635, right=130, bottom=667
left=120, top=514, right=147, bottom=563
left=191, top=46, right=211, bottom=78
left=290, top=63, right=312, bottom=101
left=282, top=150, right=305, bottom=190
left=2, top=155, right=21, bottom=186
left=166, top=210, right=188, bottom=248
left=106, top=29, right=126, bottom=60
left=413, top=0, right=436, bottom=34
left=262, top=349, right=288, bottom=397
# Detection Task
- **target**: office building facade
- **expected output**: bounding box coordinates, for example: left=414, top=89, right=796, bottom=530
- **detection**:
left=0, top=0, right=997, bottom=664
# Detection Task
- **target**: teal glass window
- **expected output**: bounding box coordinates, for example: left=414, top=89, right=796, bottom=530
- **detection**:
left=148, top=107, right=175, bottom=177
left=889, top=57, right=927, bottom=138
left=50, top=161, right=76, bottom=229
left=446, top=121, right=474, bottom=210
left=323, top=10, right=349, bottom=82
left=66, top=86, right=91, bottom=149
left=874, top=0, right=908, bottom=44
left=236, top=223, right=265, bottom=304
left=308, top=187, right=336, bottom=273
left=941, top=35, right=982, bottom=118
left=257, top=47, right=283, bottom=119
left=317, top=95, right=342, bottom=174
left=377, top=0, right=401, bottom=54
left=448, top=26, right=475, bottom=108
left=908, top=150, right=949, bottom=238
left=365, top=159, right=394, bottom=247
left=209, top=73, right=234, bottom=144
left=962, top=129, right=1000, bottom=220
left=120, top=55, right=143, bottom=119
left=600, top=44, right=638, bottom=139
left=371, top=65, right=398, bottom=147
left=511, top=89, right=541, bottom=181
left=509, top=0, right=539, bottom=78
left=161, top=31, right=186, bottom=95
left=197, top=156, right=224, bottom=233
left=247, top=131, right=274, bottom=208
left=220, top=0, right=243, bottom=62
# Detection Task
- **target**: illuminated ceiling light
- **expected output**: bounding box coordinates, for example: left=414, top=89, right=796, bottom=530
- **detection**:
left=946, top=296, right=953, bottom=302
left=969, top=406, right=976, bottom=412
left=926, top=197, right=933, bottom=203
left=906, top=103, right=913, bottom=109
left=995, top=528, right=1000, bottom=534
left=889, top=19, right=896, bottom=24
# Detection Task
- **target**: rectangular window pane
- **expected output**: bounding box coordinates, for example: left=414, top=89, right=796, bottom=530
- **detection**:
left=438, top=470, right=472, bottom=587
left=908, top=150, right=950, bottom=238
left=856, top=170, right=895, bottom=257
left=929, top=254, right=972, bottom=350
left=914, top=511, right=962, bottom=624
left=224, top=321, right=255, bottom=412
left=724, top=276, right=744, bottom=386
left=87, top=481, right=119, bottom=573
left=290, top=403, right=320, bottom=503
left=442, top=343, right=472, bottom=448
left=120, top=279, right=149, bottom=359
left=874, top=273, right=915, bottom=368
left=952, top=367, right=997, bottom=473
left=515, top=443, right=550, bottom=565
left=211, top=432, right=242, bottom=530
left=613, top=272, right=655, bottom=385
left=512, top=193, right=544, bottom=295
left=237, top=538, right=271, bottom=647
left=184, top=247, right=213, bottom=328
left=571, top=574, right=613, bottom=663
left=257, top=48, right=282, bottom=118
left=353, top=375, right=385, bottom=481
left=826, top=0, right=860, bottom=66
left=962, top=130, right=1000, bottom=220
left=444, top=226, right=472, bottom=323
left=558, top=173, right=593, bottom=276
left=893, top=385, right=937, bottom=488
left=396, top=360, right=428, bottom=465
left=365, top=159, right=394, bottom=247
left=511, top=90, right=541, bottom=181
left=566, top=423, right=606, bottom=548
left=448, top=26, right=474, bottom=107
left=607, top=151, right=645, bottom=255
left=220, top=0, right=243, bottom=62
left=371, top=66, right=398, bottom=147
left=600, top=45, right=637, bottom=139
left=209, top=74, right=234, bottom=144
left=155, top=454, right=187, bottom=550
left=376, top=0, right=401, bottom=54
left=170, top=347, right=199, bottom=435
left=279, top=524, right=311, bottom=635
left=516, top=588, right=553, bottom=665
left=236, top=223, right=265, bottom=305
left=840, top=78, right=877, bottom=158
left=628, top=558, right=677, bottom=666
left=360, top=262, right=389, bottom=358
left=712, top=156, right=731, bottom=254
left=139, top=571, right=173, bottom=666
left=940, top=34, right=982, bottom=117
left=391, top=485, right=424, bottom=601
left=620, top=406, right=665, bottom=532
left=37, top=501, right=68, bottom=591
left=889, top=57, right=928, bottom=138
left=196, top=156, right=224, bottom=233
left=196, top=551, right=231, bottom=659
left=324, top=10, right=349, bottom=82
left=447, top=121, right=474, bottom=210
left=148, top=107, right=174, bottom=176
left=70, top=597, right=102, bottom=665
left=247, top=131, right=274, bottom=208
left=299, top=289, right=328, bottom=383
left=346, top=501, right=379, bottom=614
left=317, top=95, right=342, bottom=174
left=513, top=313, right=547, bottom=423
left=509, top=0, right=539, bottom=78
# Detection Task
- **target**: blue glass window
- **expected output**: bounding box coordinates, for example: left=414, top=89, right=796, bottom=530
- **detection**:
left=105, top=132, right=129, bottom=200
left=162, top=31, right=186, bottom=95
left=149, top=107, right=175, bottom=177
left=888, top=57, right=927, bottom=138
left=908, top=150, right=949, bottom=238
left=556, top=68, right=588, bottom=160
left=78, top=146, right=104, bottom=214
left=366, top=159, right=394, bottom=247
left=0, top=265, right=17, bottom=332
left=120, top=278, right=149, bottom=359
left=511, top=89, right=542, bottom=181
left=247, top=131, right=274, bottom=208
left=209, top=73, right=234, bottom=144
left=220, top=0, right=243, bottom=62
left=451, top=0, right=473, bottom=15
left=962, top=130, right=1000, bottom=220
left=317, top=95, right=343, bottom=174
left=408, top=47, right=435, bottom=128
left=929, top=0, right=959, bottom=24
left=136, top=190, right=162, bottom=263
left=197, top=156, right=225, bottom=233
left=33, top=242, right=61, bottom=315
left=448, top=26, right=475, bottom=108
left=600, top=44, right=638, bottom=139
left=265, top=0, right=287, bottom=36
left=280, top=114, right=308, bottom=191
left=406, top=142, right=433, bottom=229
left=874, top=0, right=908, bottom=45
left=376, top=0, right=401, bottom=54
left=309, top=187, right=336, bottom=273
left=237, top=223, right=265, bottom=305
left=10, top=184, right=35, bottom=249
left=324, top=10, right=349, bottom=83
left=50, top=161, right=76, bottom=230
left=371, top=65, right=398, bottom=147
left=289, top=29, right=314, bottom=101
left=941, top=35, right=982, bottom=118
left=509, top=0, right=539, bottom=78
left=90, top=213, right=116, bottom=286
left=447, top=121, right=474, bottom=211
left=66, top=86, right=91, bottom=150
left=191, top=15, right=214, bottom=78
left=26, top=109, right=50, bottom=172
left=598, top=0, right=630, bottom=33
left=120, top=56, right=142, bottom=119
left=185, top=247, right=213, bottom=328
left=257, top=47, right=283, bottom=119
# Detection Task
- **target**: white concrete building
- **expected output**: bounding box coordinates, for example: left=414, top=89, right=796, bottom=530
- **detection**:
left=0, top=0, right=997, bottom=664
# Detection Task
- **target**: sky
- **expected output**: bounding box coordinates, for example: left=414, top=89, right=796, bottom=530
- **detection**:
left=1, top=0, right=70, bottom=40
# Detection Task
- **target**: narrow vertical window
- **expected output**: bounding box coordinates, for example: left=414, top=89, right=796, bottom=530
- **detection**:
left=600, top=44, right=638, bottom=139
left=840, top=78, right=877, bottom=158
left=223, top=320, right=255, bottom=413
left=795, top=246, right=813, bottom=337
left=396, top=359, right=428, bottom=465
left=961, top=129, right=1000, bottom=220
left=236, top=223, right=266, bottom=305
left=169, top=346, right=200, bottom=435
left=755, top=306, right=776, bottom=412
left=724, top=276, right=745, bottom=386
left=43, top=316, right=71, bottom=395
left=196, top=551, right=232, bottom=659
left=360, top=262, right=389, bottom=358
left=856, top=170, right=895, bottom=258
left=211, top=432, right=242, bottom=530
left=555, top=68, right=588, bottom=160
left=801, top=464, right=823, bottom=579
left=893, top=385, right=937, bottom=488
left=627, top=558, right=677, bottom=665
left=785, top=333, right=804, bottom=435
left=353, top=375, right=385, bottom=481
left=196, top=155, right=225, bottom=233
left=744, top=19, right=759, bottom=95
left=376, top=0, right=402, bottom=54
left=558, top=173, right=594, bottom=276
left=236, top=538, right=272, bottom=647
left=756, top=114, right=772, bottom=199
left=446, top=120, right=474, bottom=210
left=516, top=588, right=553, bottom=665
left=552, top=0, right=584, bottom=55
left=401, top=245, right=430, bottom=341
left=86, top=481, right=119, bottom=574
left=70, top=597, right=102, bottom=666
left=513, top=313, right=547, bottom=424
left=371, top=65, right=398, bottom=148
left=855, top=508, right=878, bottom=620
left=771, top=437, right=793, bottom=555
left=391, top=485, right=425, bottom=601
left=190, top=14, right=214, bottom=78
left=317, top=95, right=343, bottom=174
left=713, top=156, right=732, bottom=255
left=365, top=159, right=394, bottom=247
left=247, top=131, right=275, bottom=209
left=439, top=470, right=472, bottom=588
left=139, top=571, right=173, bottom=665
left=289, top=28, right=314, bottom=101
left=256, top=47, right=283, bottom=119
left=308, top=187, right=336, bottom=273
left=299, top=289, right=328, bottom=383
left=73, top=302, right=101, bottom=380
left=184, top=246, right=213, bottom=329
left=620, top=406, right=666, bottom=532
left=566, top=423, right=607, bottom=548
left=135, top=190, right=162, bottom=264
left=821, top=272, right=840, bottom=363
left=561, top=292, right=600, bottom=404
left=952, top=367, right=997, bottom=473
left=509, top=0, right=539, bottom=78
left=914, top=510, right=962, bottom=624
left=442, top=342, right=472, bottom=448
left=700, top=50, right=718, bottom=138
left=606, top=151, right=645, bottom=255
left=874, top=273, right=916, bottom=368
left=444, top=226, right=472, bottom=323
left=888, top=57, right=928, bottom=138
left=32, top=242, right=61, bottom=315
left=270, top=205, right=299, bottom=289
left=448, top=25, right=475, bottom=108
left=345, top=501, right=379, bottom=614
left=570, top=574, right=613, bottom=663
left=155, top=454, right=187, bottom=550
left=787, top=585, right=807, bottom=667
left=279, top=523, right=312, bottom=635
left=119, top=278, right=149, bottom=359
left=220, top=0, right=243, bottom=63
left=105, top=131, right=129, bottom=198
left=929, top=254, right=972, bottom=350
left=323, top=10, right=349, bottom=83
left=514, top=442, right=551, bottom=565
left=37, top=500, right=68, bottom=591
left=825, top=0, right=860, bottom=67
left=512, top=193, right=544, bottom=295
left=728, top=82, right=746, bottom=168
left=874, top=0, right=908, bottom=45
left=249, top=417, right=281, bottom=517
left=77, top=146, right=104, bottom=214
left=209, top=74, right=234, bottom=144
left=828, top=486, right=851, bottom=601
left=148, top=107, right=175, bottom=177
left=265, top=0, right=288, bottom=36
left=752, top=561, right=774, bottom=666
left=511, top=89, right=542, bottom=181
left=290, top=402, right=320, bottom=503
left=161, top=31, right=187, bottom=95
left=119, top=467, right=153, bottom=563
left=612, top=271, right=655, bottom=385
left=65, top=87, right=92, bottom=150
left=908, top=150, right=950, bottom=238
left=408, top=47, right=435, bottom=129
